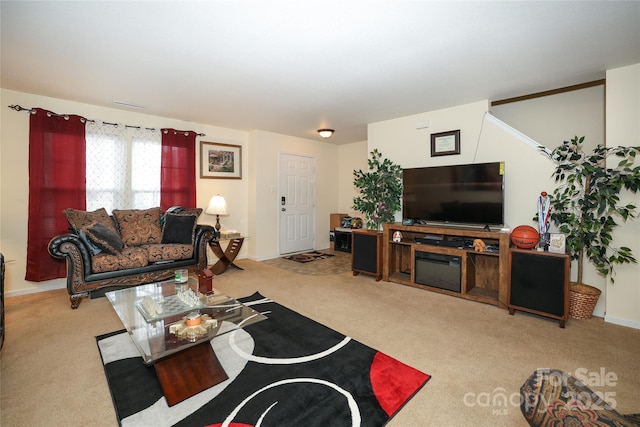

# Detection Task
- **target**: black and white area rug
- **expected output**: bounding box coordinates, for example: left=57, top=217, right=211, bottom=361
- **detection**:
left=97, top=292, right=430, bottom=427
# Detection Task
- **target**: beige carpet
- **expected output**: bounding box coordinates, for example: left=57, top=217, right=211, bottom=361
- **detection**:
left=2, top=258, right=639, bottom=426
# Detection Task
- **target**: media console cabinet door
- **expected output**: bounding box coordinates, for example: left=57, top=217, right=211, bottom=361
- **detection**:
left=508, top=249, right=570, bottom=327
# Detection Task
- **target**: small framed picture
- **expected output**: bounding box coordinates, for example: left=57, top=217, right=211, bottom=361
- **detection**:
left=200, top=141, right=242, bottom=179
left=430, top=130, right=460, bottom=157
left=548, top=233, right=566, bottom=254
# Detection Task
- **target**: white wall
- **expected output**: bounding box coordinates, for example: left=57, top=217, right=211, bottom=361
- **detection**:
left=474, top=115, right=556, bottom=231
left=369, top=101, right=489, bottom=170
left=337, top=140, right=368, bottom=216
left=367, top=100, right=555, bottom=231
left=248, top=130, right=341, bottom=261
left=0, top=89, right=247, bottom=296
left=489, top=85, right=606, bottom=313
left=491, top=84, right=605, bottom=147
left=605, top=63, right=640, bottom=329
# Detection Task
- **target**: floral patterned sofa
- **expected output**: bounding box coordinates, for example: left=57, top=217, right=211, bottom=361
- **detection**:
left=49, top=207, right=214, bottom=309
left=520, top=368, right=640, bottom=426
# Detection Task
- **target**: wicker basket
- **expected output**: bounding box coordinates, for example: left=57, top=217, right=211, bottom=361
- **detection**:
left=569, top=283, right=601, bottom=319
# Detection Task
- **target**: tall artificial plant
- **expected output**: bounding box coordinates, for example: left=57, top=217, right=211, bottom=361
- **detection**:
left=353, top=149, right=403, bottom=231
left=545, top=136, right=640, bottom=284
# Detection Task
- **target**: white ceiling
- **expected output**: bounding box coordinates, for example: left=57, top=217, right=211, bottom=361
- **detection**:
left=2, top=1, right=639, bottom=145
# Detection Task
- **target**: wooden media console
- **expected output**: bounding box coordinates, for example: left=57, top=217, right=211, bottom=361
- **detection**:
left=382, top=223, right=511, bottom=308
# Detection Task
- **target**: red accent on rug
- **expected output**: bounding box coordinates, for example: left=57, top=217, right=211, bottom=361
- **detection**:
left=370, top=351, right=431, bottom=416
left=207, top=423, right=255, bottom=427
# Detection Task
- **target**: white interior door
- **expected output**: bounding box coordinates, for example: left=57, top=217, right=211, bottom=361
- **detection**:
left=279, top=153, right=315, bottom=254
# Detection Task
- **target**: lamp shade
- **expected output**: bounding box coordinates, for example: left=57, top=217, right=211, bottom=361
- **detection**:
left=206, top=195, right=228, bottom=216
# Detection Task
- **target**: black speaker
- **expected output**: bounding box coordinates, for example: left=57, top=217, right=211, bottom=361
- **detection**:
left=352, top=233, right=376, bottom=272
left=509, top=249, right=570, bottom=327
left=352, top=230, right=382, bottom=280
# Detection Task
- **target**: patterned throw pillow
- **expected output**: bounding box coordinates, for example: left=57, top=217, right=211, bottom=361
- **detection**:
left=161, top=214, right=197, bottom=244
left=63, top=207, right=118, bottom=234
left=113, top=207, right=162, bottom=246
left=82, top=223, right=124, bottom=254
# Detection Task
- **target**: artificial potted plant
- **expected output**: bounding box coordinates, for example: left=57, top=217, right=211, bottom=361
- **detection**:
left=544, top=136, right=640, bottom=318
left=353, top=149, right=403, bottom=231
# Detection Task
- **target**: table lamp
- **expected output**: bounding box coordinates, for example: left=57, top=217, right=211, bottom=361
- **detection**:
left=205, top=195, right=228, bottom=232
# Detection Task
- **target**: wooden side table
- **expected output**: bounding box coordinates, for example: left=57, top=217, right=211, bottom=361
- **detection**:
left=209, top=237, right=245, bottom=275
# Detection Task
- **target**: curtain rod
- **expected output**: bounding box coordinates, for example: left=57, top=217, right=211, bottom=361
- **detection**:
left=7, top=104, right=206, bottom=136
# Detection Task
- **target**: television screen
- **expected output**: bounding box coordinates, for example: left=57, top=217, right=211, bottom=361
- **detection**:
left=402, top=162, right=505, bottom=226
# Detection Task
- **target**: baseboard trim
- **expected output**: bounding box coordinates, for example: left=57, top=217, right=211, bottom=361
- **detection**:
left=604, top=314, right=640, bottom=330
left=6, top=281, right=65, bottom=298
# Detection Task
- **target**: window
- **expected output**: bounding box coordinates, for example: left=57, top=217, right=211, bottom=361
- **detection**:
left=86, top=122, right=161, bottom=213
left=26, top=108, right=196, bottom=282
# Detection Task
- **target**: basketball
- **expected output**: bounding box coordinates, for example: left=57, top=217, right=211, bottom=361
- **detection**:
left=511, top=225, right=539, bottom=249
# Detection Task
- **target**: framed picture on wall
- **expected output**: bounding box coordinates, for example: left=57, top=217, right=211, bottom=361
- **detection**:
left=430, top=130, right=460, bottom=157
left=200, top=141, right=242, bottom=179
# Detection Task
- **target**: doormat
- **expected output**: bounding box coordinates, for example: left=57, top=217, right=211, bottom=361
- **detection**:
left=284, top=251, right=335, bottom=263
left=96, top=292, right=430, bottom=426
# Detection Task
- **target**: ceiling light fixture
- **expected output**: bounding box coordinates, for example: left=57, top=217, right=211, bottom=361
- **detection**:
left=318, top=129, right=334, bottom=139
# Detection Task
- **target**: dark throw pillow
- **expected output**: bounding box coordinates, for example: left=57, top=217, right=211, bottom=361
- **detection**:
left=77, top=229, right=103, bottom=256
left=83, top=223, right=124, bottom=254
left=161, top=207, right=203, bottom=227
left=161, top=214, right=197, bottom=244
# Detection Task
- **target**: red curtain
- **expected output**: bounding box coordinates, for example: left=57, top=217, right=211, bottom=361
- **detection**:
left=160, top=129, right=196, bottom=211
left=26, top=108, right=86, bottom=282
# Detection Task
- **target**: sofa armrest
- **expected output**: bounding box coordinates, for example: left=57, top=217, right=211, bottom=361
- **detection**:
left=49, top=233, right=98, bottom=303
left=193, top=224, right=215, bottom=270
left=49, top=233, right=94, bottom=277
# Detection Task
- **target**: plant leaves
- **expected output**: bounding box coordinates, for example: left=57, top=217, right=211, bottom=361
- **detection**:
left=545, top=136, right=640, bottom=282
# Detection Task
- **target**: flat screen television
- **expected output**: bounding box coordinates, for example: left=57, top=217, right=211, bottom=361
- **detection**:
left=402, top=161, right=505, bottom=227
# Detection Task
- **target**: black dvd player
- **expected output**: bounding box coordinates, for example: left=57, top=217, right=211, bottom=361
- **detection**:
left=414, top=237, right=469, bottom=248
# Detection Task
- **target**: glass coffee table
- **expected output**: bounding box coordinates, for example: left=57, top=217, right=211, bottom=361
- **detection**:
left=105, top=277, right=266, bottom=406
